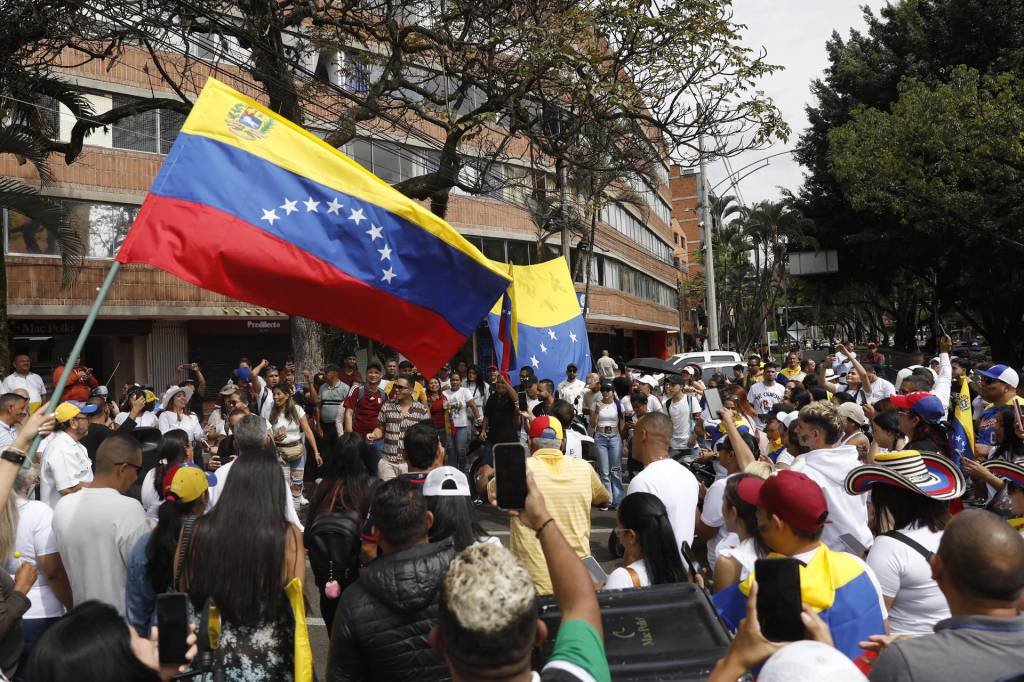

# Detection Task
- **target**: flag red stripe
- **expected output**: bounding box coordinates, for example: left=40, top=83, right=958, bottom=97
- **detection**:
left=118, top=196, right=465, bottom=373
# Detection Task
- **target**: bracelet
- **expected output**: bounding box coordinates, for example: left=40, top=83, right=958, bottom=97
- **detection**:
left=535, top=518, right=555, bottom=539
left=6, top=446, right=25, bottom=455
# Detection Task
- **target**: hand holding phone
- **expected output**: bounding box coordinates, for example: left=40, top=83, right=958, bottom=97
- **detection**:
left=582, top=556, right=607, bottom=588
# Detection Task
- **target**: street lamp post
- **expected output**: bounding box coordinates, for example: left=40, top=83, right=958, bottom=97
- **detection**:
left=697, top=134, right=720, bottom=350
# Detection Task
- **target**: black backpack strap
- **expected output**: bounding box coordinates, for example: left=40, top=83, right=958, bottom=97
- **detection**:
left=882, top=530, right=934, bottom=563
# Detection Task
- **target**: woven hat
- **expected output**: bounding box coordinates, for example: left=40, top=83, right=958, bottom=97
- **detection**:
left=161, top=385, right=194, bottom=410
left=983, top=459, right=1024, bottom=490
left=845, top=450, right=965, bottom=500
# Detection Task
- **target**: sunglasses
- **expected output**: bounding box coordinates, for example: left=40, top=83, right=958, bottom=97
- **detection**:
left=117, top=461, right=142, bottom=471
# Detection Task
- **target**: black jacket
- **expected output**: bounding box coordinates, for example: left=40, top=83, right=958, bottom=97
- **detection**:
left=328, top=539, right=455, bottom=682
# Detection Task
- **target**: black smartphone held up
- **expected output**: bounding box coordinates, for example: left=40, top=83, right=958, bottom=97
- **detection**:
left=518, top=390, right=528, bottom=412
left=156, top=592, right=190, bottom=665
left=493, top=442, right=528, bottom=509
left=840, top=533, right=869, bottom=557
left=754, top=557, right=804, bottom=642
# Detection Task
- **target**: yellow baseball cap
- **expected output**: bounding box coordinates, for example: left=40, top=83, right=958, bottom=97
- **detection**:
left=166, top=465, right=212, bottom=503
left=54, top=401, right=81, bottom=424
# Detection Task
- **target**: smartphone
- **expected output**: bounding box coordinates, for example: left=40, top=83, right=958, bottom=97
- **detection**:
left=840, top=533, right=868, bottom=556
left=582, top=556, right=607, bottom=587
left=680, top=541, right=701, bottom=582
left=493, top=442, right=528, bottom=509
left=754, top=557, right=804, bottom=642
left=518, top=390, right=528, bottom=412
left=704, top=388, right=723, bottom=416
left=156, top=592, right=190, bottom=665
left=1014, top=401, right=1024, bottom=435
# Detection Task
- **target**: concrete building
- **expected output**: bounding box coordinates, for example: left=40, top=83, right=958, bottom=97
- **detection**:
left=2, top=42, right=682, bottom=393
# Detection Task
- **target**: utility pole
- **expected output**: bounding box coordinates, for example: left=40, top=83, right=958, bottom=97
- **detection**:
left=559, top=160, right=571, bottom=268
left=698, top=134, right=720, bottom=350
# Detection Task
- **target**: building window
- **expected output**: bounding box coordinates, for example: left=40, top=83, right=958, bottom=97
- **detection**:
left=111, top=95, right=185, bottom=155
left=4, top=200, right=139, bottom=259
left=599, top=201, right=673, bottom=265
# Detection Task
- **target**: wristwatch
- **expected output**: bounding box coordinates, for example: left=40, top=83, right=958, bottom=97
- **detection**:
left=1, top=450, right=26, bottom=466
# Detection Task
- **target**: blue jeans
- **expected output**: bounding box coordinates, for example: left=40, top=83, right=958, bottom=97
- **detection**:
left=280, top=451, right=306, bottom=508
left=594, top=432, right=625, bottom=506
left=448, top=426, right=470, bottom=472
left=17, top=616, right=62, bottom=679
left=365, top=437, right=384, bottom=476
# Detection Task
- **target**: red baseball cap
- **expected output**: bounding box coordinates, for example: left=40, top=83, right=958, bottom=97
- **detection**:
left=529, top=415, right=564, bottom=440
left=738, top=470, right=829, bottom=532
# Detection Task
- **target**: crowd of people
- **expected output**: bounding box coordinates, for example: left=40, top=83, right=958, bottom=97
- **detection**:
left=0, top=338, right=1021, bottom=680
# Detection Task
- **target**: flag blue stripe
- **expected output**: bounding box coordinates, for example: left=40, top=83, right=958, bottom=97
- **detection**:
left=488, top=311, right=591, bottom=381
left=149, top=133, right=507, bottom=336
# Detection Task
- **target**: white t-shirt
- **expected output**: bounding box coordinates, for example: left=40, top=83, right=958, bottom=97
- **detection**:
left=1, top=372, right=46, bottom=404
left=52, top=487, right=148, bottom=616
left=157, top=411, right=204, bottom=442
left=140, top=468, right=162, bottom=525
left=564, top=429, right=587, bottom=459
left=646, top=395, right=664, bottom=413
left=716, top=533, right=759, bottom=584
left=115, top=411, right=159, bottom=429
left=869, top=377, right=897, bottom=404
left=270, top=404, right=305, bottom=445
left=557, top=379, right=587, bottom=411
left=866, top=525, right=949, bottom=635
left=664, top=395, right=701, bottom=450
left=593, top=401, right=620, bottom=427
left=0, top=422, right=16, bottom=451
left=604, top=559, right=650, bottom=590
left=443, top=387, right=474, bottom=428
left=39, top=431, right=93, bottom=509
left=12, top=498, right=65, bottom=618
left=701, top=477, right=731, bottom=568
left=581, top=388, right=599, bottom=416
left=206, top=457, right=303, bottom=530
left=596, top=356, right=616, bottom=379
left=627, top=458, right=699, bottom=552
left=747, top=381, right=786, bottom=416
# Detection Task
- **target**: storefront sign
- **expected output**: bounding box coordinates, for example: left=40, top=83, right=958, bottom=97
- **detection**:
left=9, top=319, right=152, bottom=336
left=189, top=319, right=290, bottom=335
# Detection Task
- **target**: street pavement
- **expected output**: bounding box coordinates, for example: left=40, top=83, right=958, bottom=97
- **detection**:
left=302, top=504, right=621, bottom=678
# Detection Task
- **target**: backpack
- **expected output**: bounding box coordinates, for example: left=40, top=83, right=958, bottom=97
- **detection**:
left=303, top=508, right=362, bottom=595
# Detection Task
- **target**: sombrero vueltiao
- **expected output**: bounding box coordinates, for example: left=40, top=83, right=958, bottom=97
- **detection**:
left=982, top=459, right=1024, bottom=490
left=845, top=450, right=965, bottom=500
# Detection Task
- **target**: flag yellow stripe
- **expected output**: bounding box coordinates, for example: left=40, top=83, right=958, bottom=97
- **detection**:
left=179, top=78, right=508, bottom=282
left=490, top=257, right=582, bottom=327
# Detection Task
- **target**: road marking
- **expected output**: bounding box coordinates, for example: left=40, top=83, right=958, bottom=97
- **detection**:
left=308, top=617, right=326, bottom=627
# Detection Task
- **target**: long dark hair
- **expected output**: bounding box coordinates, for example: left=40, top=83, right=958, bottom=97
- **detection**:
left=465, top=365, right=487, bottom=399
left=309, top=433, right=372, bottom=520
left=995, top=406, right=1024, bottom=461
left=907, top=416, right=952, bottom=460
left=870, top=483, right=950, bottom=535
left=872, top=410, right=901, bottom=440
left=427, top=495, right=490, bottom=551
left=188, top=448, right=287, bottom=624
left=723, top=474, right=770, bottom=558
left=152, top=429, right=189, bottom=496
left=617, top=492, right=688, bottom=585
left=24, top=600, right=160, bottom=682
left=269, top=385, right=300, bottom=425
left=146, top=494, right=205, bottom=593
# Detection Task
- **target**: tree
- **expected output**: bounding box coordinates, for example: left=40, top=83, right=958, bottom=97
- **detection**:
left=19, top=0, right=789, bottom=371
left=829, top=66, right=1024, bottom=362
left=794, top=0, right=1024, bottom=353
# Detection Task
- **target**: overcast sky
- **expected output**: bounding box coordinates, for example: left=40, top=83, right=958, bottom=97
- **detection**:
left=705, top=0, right=889, bottom=204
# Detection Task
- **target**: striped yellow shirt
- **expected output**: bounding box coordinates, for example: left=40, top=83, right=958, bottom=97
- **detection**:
left=506, top=449, right=611, bottom=595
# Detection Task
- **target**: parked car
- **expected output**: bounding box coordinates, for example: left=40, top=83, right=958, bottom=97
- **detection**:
left=667, top=351, right=742, bottom=367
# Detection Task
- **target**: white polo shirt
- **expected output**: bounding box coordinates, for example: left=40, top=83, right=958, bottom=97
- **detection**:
left=39, top=431, right=93, bottom=508
left=1, top=372, right=46, bottom=404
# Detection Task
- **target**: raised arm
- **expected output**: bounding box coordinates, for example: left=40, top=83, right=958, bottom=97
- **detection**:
left=837, top=343, right=872, bottom=396
left=717, top=407, right=756, bottom=470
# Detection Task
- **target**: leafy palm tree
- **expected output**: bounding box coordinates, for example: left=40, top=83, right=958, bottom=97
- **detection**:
left=0, top=75, right=88, bottom=369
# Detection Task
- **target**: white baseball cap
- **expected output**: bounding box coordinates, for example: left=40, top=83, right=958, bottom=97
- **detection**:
left=639, top=376, right=658, bottom=388
left=979, top=364, right=1020, bottom=389
left=423, top=466, right=471, bottom=497
left=775, top=411, right=799, bottom=429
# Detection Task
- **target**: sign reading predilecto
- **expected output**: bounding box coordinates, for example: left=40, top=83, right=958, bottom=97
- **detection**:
left=189, top=319, right=290, bottom=335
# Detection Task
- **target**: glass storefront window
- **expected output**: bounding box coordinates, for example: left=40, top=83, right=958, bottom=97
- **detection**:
left=4, top=200, right=138, bottom=259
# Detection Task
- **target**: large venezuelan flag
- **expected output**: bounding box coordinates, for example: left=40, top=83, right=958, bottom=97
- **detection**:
left=712, top=546, right=885, bottom=660
left=485, top=258, right=591, bottom=382
left=116, top=78, right=510, bottom=376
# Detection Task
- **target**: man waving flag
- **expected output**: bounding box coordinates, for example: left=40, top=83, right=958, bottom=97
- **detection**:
left=116, top=78, right=510, bottom=376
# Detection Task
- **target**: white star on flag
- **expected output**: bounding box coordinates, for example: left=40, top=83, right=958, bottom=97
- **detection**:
left=260, top=208, right=279, bottom=225
left=547, top=329, right=557, bottom=340
left=280, top=198, right=298, bottom=215
left=326, top=198, right=343, bottom=214
left=348, top=208, right=366, bottom=224
left=366, top=224, right=384, bottom=241
left=377, top=244, right=392, bottom=261
left=531, top=355, right=540, bottom=368
left=540, top=342, right=547, bottom=353
left=381, top=267, right=397, bottom=284
left=569, top=332, right=578, bottom=343
left=303, top=197, right=320, bottom=212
